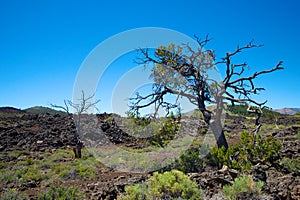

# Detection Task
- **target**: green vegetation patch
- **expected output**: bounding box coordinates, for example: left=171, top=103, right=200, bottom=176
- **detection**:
left=208, top=131, right=281, bottom=171
left=0, top=149, right=100, bottom=187
left=223, top=175, right=264, bottom=200
left=119, top=170, right=203, bottom=200
left=0, top=188, right=29, bottom=200
left=37, top=185, right=84, bottom=200
left=280, top=157, right=300, bottom=173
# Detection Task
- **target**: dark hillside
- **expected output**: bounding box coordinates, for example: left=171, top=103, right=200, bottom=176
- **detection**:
left=24, top=106, right=67, bottom=115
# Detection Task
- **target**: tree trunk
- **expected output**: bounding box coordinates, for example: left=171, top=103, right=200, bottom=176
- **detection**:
left=199, top=107, right=229, bottom=149
left=210, top=121, right=228, bottom=149
left=215, top=129, right=228, bottom=149
left=73, top=146, right=82, bottom=158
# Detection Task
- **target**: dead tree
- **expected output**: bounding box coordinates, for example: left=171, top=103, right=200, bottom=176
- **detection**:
left=51, top=91, right=100, bottom=158
left=130, top=36, right=283, bottom=149
left=50, top=100, right=70, bottom=114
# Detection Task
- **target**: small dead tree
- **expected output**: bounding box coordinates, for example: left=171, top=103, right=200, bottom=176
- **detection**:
left=130, top=36, right=283, bottom=149
left=51, top=91, right=100, bottom=158
left=51, top=100, right=70, bottom=114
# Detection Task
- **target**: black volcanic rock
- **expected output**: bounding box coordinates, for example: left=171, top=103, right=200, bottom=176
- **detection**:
left=0, top=112, right=142, bottom=153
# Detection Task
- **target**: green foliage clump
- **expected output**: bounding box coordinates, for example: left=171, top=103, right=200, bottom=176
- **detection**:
left=124, top=112, right=161, bottom=139
left=52, top=154, right=99, bottom=179
left=12, top=158, right=48, bottom=183
left=280, top=157, right=300, bottom=173
left=0, top=188, right=29, bottom=200
left=119, top=184, right=148, bottom=200
left=0, top=149, right=99, bottom=187
left=37, top=185, right=84, bottom=200
left=120, top=170, right=203, bottom=200
left=172, top=148, right=204, bottom=173
left=223, top=175, right=264, bottom=200
left=147, top=114, right=180, bottom=147
left=295, top=129, right=300, bottom=139
left=8, top=150, right=30, bottom=158
left=208, top=131, right=281, bottom=170
left=169, top=144, right=211, bottom=173
left=49, top=149, right=73, bottom=162
left=105, top=116, right=114, bottom=121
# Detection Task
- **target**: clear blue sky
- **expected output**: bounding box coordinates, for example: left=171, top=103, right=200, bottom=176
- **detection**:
left=0, top=0, right=299, bottom=111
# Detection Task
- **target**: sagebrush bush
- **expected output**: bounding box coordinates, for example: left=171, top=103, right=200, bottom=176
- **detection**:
left=223, top=175, right=263, bottom=200
left=119, top=170, right=203, bottom=200
left=208, top=131, right=281, bottom=170
left=120, top=184, right=148, bottom=200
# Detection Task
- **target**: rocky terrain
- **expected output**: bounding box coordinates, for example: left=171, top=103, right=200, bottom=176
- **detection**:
left=0, top=107, right=299, bottom=199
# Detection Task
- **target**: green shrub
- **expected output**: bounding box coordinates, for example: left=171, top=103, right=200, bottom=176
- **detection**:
left=208, top=131, right=281, bottom=170
left=148, top=170, right=202, bottom=199
left=147, top=114, right=180, bottom=147
left=170, top=148, right=204, bottom=173
left=0, top=189, right=29, bottom=200
left=53, top=156, right=98, bottom=179
left=105, top=116, right=114, bottom=121
left=223, top=175, right=263, bottom=200
left=37, top=185, right=83, bottom=200
left=10, top=160, right=47, bottom=183
left=70, top=157, right=98, bottom=179
left=123, top=114, right=161, bottom=139
left=295, top=130, right=300, bottom=139
left=49, top=149, right=73, bottom=162
left=280, top=157, right=300, bottom=173
left=0, top=148, right=99, bottom=186
left=120, top=170, right=203, bottom=200
left=0, top=161, right=7, bottom=169
left=120, top=184, right=148, bottom=200
left=208, top=146, right=248, bottom=170
left=125, top=112, right=180, bottom=147
left=0, top=167, right=15, bottom=184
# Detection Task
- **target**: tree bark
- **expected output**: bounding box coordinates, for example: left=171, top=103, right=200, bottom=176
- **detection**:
left=209, top=121, right=229, bottom=149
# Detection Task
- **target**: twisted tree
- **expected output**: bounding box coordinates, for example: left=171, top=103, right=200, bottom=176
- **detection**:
left=129, top=36, right=283, bottom=149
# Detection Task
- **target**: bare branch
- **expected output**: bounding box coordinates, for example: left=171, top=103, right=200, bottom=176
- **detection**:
left=228, top=61, right=283, bottom=86
left=226, top=40, right=263, bottom=58
left=194, top=34, right=211, bottom=47
left=50, top=99, right=70, bottom=114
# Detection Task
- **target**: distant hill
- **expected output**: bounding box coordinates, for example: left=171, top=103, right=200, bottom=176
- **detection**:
left=24, top=106, right=67, bottom=115
left=226, top=105, right=281, bottom=119
left=274, top=108, right=300, bottom=115
left=0, top=106, right=25, bottom=114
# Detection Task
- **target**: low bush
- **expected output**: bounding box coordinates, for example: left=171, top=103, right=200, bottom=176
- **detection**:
left=119, top=170, right=203, bottom=200
left=208, top=131, right=281, bottom=170
left=147, top=114, right=180, bottom=147
left=52, top=155, right=99, bottom=179
left=0, top=189, right=29, bottom=200
left=223, top=175, right=263, bottom=200
left=168, top=144, right=212, bottom=173
left=0, top=149, right=100, bottom=187
left=172, top=148, right=204, bottom=173
left=37, top=185, right=84, bottom=200
left=280, top=157, right=300, bottom=173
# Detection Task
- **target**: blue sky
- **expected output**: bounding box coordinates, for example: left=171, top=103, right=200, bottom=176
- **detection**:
left=0, top=0, right=299, bottom=112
